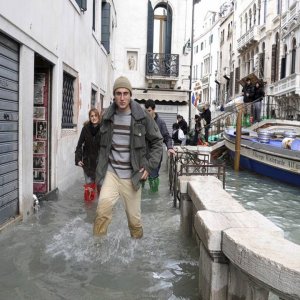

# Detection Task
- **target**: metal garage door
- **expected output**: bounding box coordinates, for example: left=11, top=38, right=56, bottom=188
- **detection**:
left=0, top=32, right=19, bottom=225
left=158, top=112, right=177, bottom=138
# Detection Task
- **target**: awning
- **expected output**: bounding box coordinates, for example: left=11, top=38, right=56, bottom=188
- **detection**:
left=132, top=89, right=189, bottom=104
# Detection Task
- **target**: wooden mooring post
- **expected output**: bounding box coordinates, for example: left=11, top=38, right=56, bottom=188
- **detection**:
left=234, top=105, right=243, bottom=171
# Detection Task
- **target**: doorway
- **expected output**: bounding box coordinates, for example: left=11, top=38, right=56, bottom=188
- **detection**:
left=33, top=54, right=52, bottom=195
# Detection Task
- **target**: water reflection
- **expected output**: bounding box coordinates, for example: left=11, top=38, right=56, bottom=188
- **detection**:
left=225, top=165, right=300, bottom=245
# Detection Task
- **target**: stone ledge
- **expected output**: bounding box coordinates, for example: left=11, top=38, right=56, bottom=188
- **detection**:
left=222, top=228, right=300, bottom=298
left=178, top=175, right=222, bottom=194
left=188, top=180, right=245, bottom=212
left=194, top=210, right=283, bottom=253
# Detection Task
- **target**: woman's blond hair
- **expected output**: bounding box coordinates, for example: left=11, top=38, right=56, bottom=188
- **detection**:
left=83, top=108, right=101, bottom=126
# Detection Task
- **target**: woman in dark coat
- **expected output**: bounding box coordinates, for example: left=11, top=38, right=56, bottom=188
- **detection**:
left=75, top=108, right=101, bottom=201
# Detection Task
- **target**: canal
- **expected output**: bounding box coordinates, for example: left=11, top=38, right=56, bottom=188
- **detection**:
left=0, top=157, right=299, bottom=299
left=225, top=163, right=300, bottom=245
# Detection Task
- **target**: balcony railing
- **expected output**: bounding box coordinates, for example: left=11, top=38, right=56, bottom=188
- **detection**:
left=237, top=25, right=259, bottom=52
left=281, top=1, right=300, bottom=34
left=146, top=53, right=179, bottom=77
left=270, top=73, right=300, bottom=97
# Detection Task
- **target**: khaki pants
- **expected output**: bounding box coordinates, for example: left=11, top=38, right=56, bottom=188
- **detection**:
left=93, top=171, right=143, bottom=238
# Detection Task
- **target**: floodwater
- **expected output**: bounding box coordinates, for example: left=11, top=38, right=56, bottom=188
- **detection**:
left=225, top=164, right=300, bottom=245
left=1, top=159, right=299, bottom=300
left=0, top=161, right=199, bottom=300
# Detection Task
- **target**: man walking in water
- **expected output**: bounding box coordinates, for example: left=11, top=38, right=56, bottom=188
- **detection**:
left=93, top=76, right=163, bottom=238
left=144, top=99, right=175, bottom=192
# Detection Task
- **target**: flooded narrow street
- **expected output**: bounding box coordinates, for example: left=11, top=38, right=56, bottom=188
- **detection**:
left=0, top=160, right=199, bottom=300
left=1, top=157, right=299, bottom=299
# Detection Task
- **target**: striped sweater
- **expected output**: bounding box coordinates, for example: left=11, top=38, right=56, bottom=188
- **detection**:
left=107, top=110, right=132, bottom=178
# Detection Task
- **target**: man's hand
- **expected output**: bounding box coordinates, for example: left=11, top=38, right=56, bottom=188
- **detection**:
left=167, top=148, right=176, bottom=156
left=78, top=161, right=84, bottom=167
left=139, top=167, right=149, bottom=180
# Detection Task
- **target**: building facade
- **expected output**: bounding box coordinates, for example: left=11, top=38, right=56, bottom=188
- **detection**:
left=193, top=0, right=300, bottom=121
left=113, top=0, right=193, bottom=133
left=0, top=0, right=116, bottom=225
left=0, top=0, right=193, bottom=227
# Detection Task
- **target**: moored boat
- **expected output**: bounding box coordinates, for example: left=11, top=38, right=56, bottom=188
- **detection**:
left=223, top=119, right=300, bottom=186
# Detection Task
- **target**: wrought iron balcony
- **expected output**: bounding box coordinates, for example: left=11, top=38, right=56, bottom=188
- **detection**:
left=146, top=53, right=179, bottom=77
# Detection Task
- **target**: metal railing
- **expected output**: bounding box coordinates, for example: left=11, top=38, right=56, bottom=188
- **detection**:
left=146, top=53, right=179, bottom=77
left=199, top=96, right=300, bottom=143
left=169, top=148, right=226, bottom=208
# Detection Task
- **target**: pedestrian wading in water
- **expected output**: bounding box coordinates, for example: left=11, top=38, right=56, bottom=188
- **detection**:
left=144, top=99, right=175, bottom=193
left=75, top=108, right=101, bottom=201
left=93, top=76, right=163, bottom=239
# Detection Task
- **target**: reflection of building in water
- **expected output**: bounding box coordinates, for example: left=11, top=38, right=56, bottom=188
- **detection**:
left=128, top=55, right=135, bottom=70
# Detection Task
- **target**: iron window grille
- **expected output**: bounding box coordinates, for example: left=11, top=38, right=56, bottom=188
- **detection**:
left=62, top=72, right=76, bottom=129
left=146, top=53, right=179, bottom=77
left=91, top=89, right=97, bottom=108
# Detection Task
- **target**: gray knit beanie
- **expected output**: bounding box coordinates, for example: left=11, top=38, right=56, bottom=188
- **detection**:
left=113, top=76, right=132, bottom=95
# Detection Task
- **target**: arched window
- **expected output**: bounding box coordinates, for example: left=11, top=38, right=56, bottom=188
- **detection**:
left=281, top=44, right=287, bottom=79
left=246, top=53, right=250, bottom=74
left=253, top=4, right=257, bottom=25
left=147, top=1, right=172, bottom=54
left=291, top=38, right=296, bottom=74
left=240, top=17, right=243, bottom=35
left=251, top=49, right=255, bottom=72
left=264, top=0, right=267, bottom=24
left=257, top=0, right=261, bottom=25
left=260, top=42, right=265, bottom=78
left=277, top=0, right=281, bottom=14
left=249, top=9, right=252, bottom=28
left=271, top=33, right=279, bottom=82
left=245, top=13, right=248, bottom=32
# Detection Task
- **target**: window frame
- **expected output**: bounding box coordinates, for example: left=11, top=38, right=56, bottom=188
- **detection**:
left=61, top=64, right=79, bottom=130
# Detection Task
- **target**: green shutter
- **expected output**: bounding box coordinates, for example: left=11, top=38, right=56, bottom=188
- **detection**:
left=147, top=0, right=154, bottom=54
left=165, top=5, right=172, bottom=54
left=101, top=2, right=111, bottom=54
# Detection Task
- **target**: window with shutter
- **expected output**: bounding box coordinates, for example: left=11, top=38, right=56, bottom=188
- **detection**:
left=259, top=52, right=265, bottom=78
left=91, top=89, right=97, bottom=108
left=271, top=44, right=277, bottom=83
left=229, top=71, right=234, bottom=97
left=280, top=57, right=286, bottom=79
left=291, top=39, right=296, bottom=74
left=101, top=2, right=111, bottom=54
left=235, top=67, right=240, bottom=94
left=147, top=0, right=154, bottom=54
